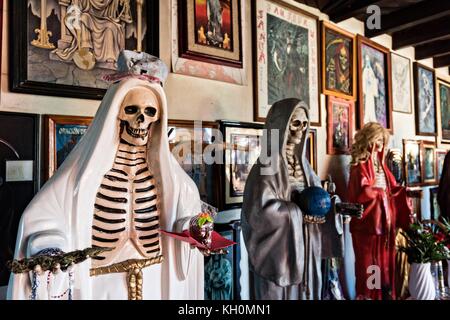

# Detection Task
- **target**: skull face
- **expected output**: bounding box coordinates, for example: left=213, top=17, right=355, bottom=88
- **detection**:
left=339, top=46, right=349, bottom=72
left=119, top=87, right=160, bottom=146
left=288, top=107, right=308, bottom=145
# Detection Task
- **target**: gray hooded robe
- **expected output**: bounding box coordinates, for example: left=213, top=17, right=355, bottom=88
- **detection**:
left=241, top=99, right=344, bottom=300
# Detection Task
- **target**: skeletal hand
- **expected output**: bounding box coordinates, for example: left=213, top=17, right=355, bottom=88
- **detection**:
left=190, top=245, right=228, bottom=256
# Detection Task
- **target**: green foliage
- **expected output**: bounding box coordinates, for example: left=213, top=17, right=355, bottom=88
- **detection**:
left=197, top=214, right=214, bottom=228
left=398, top=221, right=450, bottom=264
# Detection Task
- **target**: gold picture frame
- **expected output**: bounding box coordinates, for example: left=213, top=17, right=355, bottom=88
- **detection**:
left=321, top=21, right=356, bottom=100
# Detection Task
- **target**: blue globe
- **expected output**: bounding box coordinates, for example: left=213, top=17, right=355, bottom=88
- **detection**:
left=297, top=187, right=331, bottom=217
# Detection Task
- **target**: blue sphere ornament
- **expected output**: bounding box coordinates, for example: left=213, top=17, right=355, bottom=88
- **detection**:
left=297, top=187, right=331, bottom=218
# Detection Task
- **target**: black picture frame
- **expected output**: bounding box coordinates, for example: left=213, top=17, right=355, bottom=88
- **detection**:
left=10, top=0, right=160, bottom=100
left=167, top=119, right=221, bottom=207
left=430, top=187, right=440, bottom=221
left=0, top=111, right=40, bottom=286
left=218, top=120, right=264, bottom=210
left=204, top=220, right=242, bottom=300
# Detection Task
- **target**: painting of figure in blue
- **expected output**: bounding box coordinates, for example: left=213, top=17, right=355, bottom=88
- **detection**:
left=56, top=124, right=88, bottom=168
left=204, top=254, right=233, bottom=300
left=417, top=66, right=436, bottom=135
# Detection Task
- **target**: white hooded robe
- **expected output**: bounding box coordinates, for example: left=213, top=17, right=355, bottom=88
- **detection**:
left=7, top=78, right=204, bottom=300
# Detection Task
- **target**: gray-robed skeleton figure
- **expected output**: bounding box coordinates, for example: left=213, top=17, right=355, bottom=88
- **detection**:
left=241, top=99, right=344, bottom=300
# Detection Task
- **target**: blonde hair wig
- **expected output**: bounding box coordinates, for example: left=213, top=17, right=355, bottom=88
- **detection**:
left=351, top=122, right=390, bottom=165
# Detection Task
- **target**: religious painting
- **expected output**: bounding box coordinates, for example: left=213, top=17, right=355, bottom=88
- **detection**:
left=414, top=63, right=437, bottom=136
left=437, top=78, right=450, bottom=144
left=321, top=21, right=356, bottom=100
left=391, top=53, right=412, bottom=114
left=386, top=148, right=404, bottom=185
left=220, top=121, right=263, bottom=209
left=44, top=115, right=92, bottom=180
left=204, top=229, right=233, bottom=300
left=326, top=96, right=354, bottom=155
left=178, top=0, right=242, bottom=68
left=420, top=141, right=437, bottom=186
left=430, top=187, right=440, bottom=221
left=436, top=149, right=448, bottom=182
left=407, top=189, right=423, bottom=221
left=253, top=0, right=320, bottom=125
left=403, top=139, right=422, bottom=187
left=168, top=120, right=220, bottom=207
left=229, top=134, right=260, bottom=197
left=11, top=0, right=159, bottom=99
left=357, top=35, right=393, bottom=131
left=205, top=220, right=241, bottom=300
left=306, top=128, right=317, bottom=173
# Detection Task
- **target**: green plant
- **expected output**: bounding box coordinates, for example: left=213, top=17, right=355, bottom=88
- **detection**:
left=197, top=212, right=214, bottom=228
left=398, top=221, right=450, bottom=264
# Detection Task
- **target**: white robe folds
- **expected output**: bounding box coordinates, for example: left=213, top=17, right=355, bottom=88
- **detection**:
left=7, top=79, right=204, bottom=300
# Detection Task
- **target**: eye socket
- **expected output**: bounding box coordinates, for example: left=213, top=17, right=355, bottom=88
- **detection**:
left=291, top=120, right=301, bottom=127
left=124, top=106, right=138, bottom=114
left=145, top=107, right=157, bottom=117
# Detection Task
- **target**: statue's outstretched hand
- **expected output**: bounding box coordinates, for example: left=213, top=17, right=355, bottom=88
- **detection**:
left=192, top=246, right=228, bottom=257
left=336, top=202, right=364, bottom=219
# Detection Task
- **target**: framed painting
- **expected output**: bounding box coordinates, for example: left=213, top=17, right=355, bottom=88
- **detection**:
left=253, top=0, right=320, bottom=125
left=386, top=148, right=404, bottom=185
left=407, top=189, right=423, bottom=221
left=168, top=120, right=221, bottom=207
left=430, top=187, right=440, bottom=221
left=413, top=62, right=437, bottom=136
left=306, top=128, right=317, bottom=173
left=219, top=121, right=263, bottom=209
left=403, top=139, right=422, bottom=187
left=436, top=149, right=448, bottom=182
left=44, top=115, right=92, bottom=180
left=178, top=0, right=242, bottom=68
left=357, top=35, right=393, bottom=132
left=420, top=141, right=437, bottom=186
left=391, top=53, right=412, bottom=114
left=0, top=0, right=3, bottom=102
left=321, top=21, right=356, bottom=100
left=436, top=78, right=450, bottom=144
left=326, top=96, right=354, bottom=155
left=10, top=0, right=159, bottom=100
left=0, top=112, right=39, bottom=286
left=204, top=220, right=241, bottom=300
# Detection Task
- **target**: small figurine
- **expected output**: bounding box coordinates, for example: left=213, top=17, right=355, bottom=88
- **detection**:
left=189, top=212, right=214, bottom=248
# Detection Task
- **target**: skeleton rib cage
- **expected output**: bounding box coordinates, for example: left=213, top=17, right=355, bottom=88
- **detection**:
left=91, top=143, right=161, bottom=267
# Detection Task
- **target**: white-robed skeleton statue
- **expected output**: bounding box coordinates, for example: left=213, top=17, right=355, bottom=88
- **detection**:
left=7, top=51, right=204, bottom=300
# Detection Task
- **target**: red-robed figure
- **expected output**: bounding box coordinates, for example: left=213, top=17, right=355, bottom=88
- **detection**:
left=347, top=122, right=412, bottom=300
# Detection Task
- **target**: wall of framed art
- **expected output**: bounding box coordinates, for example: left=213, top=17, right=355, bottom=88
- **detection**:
left=0, top=1, right=449, bottom=208
left=0, top=0, right=449, bottom=300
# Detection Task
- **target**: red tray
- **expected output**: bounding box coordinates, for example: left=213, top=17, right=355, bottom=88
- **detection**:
left=160, top=230, right=236, bottom=250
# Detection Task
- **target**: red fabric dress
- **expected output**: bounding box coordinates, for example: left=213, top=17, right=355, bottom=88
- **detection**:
left=348, top=152, right=412, bottom=300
